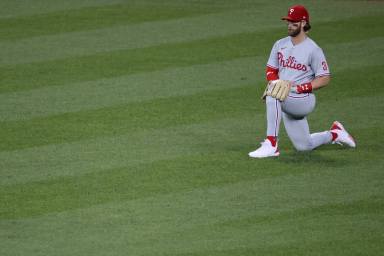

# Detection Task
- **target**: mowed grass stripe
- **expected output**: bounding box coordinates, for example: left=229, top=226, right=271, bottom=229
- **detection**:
left=0, top=30, right=277, bottom=93
left=1, top=165, right=382, bottom=254
left=0, top=14, right=382, bottom=94
left=223, top=238, right=383, bottom=256
left=0, top=84, right=258, bottom=151
left=0, top=152, right=294, bottom=219
left=0, top=0, right=266, bottom=19
left=0, top=3, right=219, bottom=41
left=0, top=57, right=261, bottom=122
left=1, top=64, right=383, bottom=152
left=0, top=8, right=276, bottom=66
left=0, top=114, right=260, bottom=186
left=312, top=15, right=384, bottom=45
left=0, top=0, right=127, bottom=18
left=1, top=153, right=382, bottom=220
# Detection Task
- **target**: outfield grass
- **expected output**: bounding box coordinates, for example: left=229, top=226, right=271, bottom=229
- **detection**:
left=1, top=1, right=383, bottom=255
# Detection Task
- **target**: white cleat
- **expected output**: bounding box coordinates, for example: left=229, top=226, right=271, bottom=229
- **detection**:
left=331, top=121, right=356, bottom=148
left=249, top=139, right=280, bottom=158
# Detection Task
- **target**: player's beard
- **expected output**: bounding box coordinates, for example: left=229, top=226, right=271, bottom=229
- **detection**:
left=288, top=25, right=301, bottom=37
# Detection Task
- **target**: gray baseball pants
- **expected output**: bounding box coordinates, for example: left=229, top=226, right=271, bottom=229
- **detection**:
left=266, top=93, right=332, bottom=151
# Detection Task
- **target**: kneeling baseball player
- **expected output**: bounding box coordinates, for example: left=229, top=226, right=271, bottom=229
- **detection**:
left=249, top=5, right=356, bottom=158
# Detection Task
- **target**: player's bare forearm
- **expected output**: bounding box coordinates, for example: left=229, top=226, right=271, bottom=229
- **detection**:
left=311, top=75, right=331, bottom=90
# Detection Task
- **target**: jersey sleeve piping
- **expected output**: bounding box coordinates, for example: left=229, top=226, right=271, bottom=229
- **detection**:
left=315, top=73, right=331, bottom=78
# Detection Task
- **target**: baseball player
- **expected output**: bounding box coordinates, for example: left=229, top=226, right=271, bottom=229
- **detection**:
left=249, top=5, right=356, bottom=158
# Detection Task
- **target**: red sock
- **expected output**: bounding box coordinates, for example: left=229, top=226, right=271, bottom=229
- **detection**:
left=267, top=136, right=277, bottom=147
left=331, top=132, right=338, bottom=141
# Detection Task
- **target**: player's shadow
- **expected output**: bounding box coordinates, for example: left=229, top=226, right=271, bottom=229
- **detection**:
left=278, top=147, right=349, bottom=168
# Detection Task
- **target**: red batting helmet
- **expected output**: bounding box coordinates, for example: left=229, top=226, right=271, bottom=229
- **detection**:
left=281, top=5, right=309, bottom=22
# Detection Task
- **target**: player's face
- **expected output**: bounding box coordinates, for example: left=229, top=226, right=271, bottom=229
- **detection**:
left=287, top=21, right=302, bottom=37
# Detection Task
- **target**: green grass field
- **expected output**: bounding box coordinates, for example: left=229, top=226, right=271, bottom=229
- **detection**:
left=1, top=0, right=383, bottom=255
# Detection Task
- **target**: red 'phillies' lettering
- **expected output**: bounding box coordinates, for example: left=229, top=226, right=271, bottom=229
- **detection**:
left=278, top=52, right=307, bottom=71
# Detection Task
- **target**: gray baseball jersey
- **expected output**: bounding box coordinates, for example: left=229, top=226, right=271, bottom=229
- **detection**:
left=267, top=36, right=330, bottom=85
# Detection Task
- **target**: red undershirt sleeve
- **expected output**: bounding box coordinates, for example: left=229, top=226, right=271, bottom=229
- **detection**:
left=266, top=66, right=279, bottom=81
